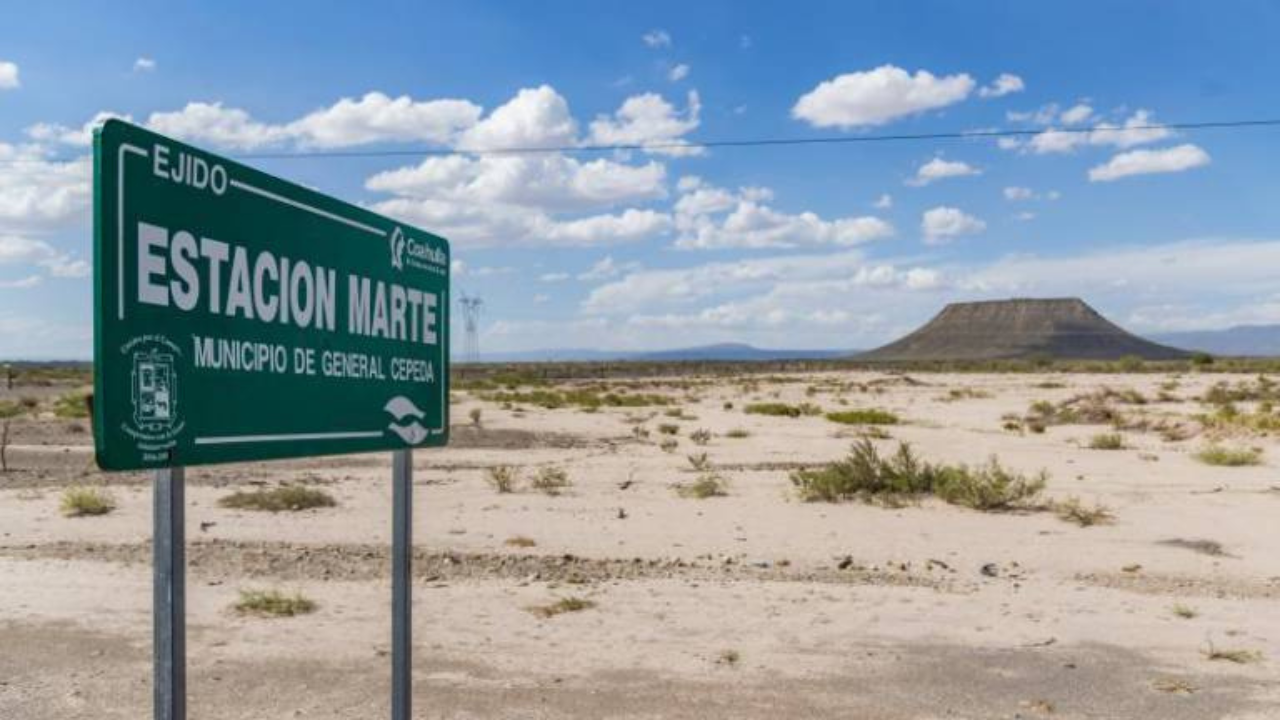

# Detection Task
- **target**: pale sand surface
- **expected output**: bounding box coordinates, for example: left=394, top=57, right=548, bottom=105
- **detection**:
left=2, top=369, right=1279, bottom=718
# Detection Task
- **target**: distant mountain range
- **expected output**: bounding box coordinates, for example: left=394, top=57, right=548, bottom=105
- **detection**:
left=1152, top=324, right=1280, bottom=357
left=463, top=342, right=854, bottom=364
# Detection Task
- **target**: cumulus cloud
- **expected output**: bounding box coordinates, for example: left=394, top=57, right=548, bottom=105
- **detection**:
left=289, top=92, right=482, bottom=148
left=921, top=206, right=985, bottom=244
left=1019, top=109, right=1172, bottom=155
left=1003, top=186, right=1034, bottom=200
left=133, top=57, right=156, bottom=72
left=907, top=157, right=981, bottom=186
left=1088, top=143, right=1211, bottom=182
left=792, top=65, right=974, bottom=128
left=0, top=143, right=91, bottom=230
left=668, top=64, right=690, bottom=82
left=37, top=92, right=482, bottom=151
left=671, top=178, right=893, bottom=250
left=642, top=29, right=672, bottom=48
left=1059, top=103, right=1093, bottom=125
left=587, top=90, right=701, bottom=155
left=578, top=255, right=640, bottom=281
left=978, top=73, right=1024, bottom=98
left=874, top=194, right=893, bottom=209
left=0, top=61, right=18, bottom=90
left=0, top=235, right=89, bottom=278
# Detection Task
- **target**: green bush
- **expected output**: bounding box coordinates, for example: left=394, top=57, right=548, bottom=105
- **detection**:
left=531, top=467, right=571, bottom=495
left=744, top=402, right=821, bottom=418
left=1194, top=445, right=1263, bottom=467
left=791, top=440, right=1046, bottom=511
left=60, top=486, right=117, bottom=517
left=825, top=409, right=899, bottom=426
left=218, top=485, right=337, bottom=512
left=677, top=473, right=729, bottom=499
left=1088, top=433, right=1125, bottom=450
left=235, top=589, right=316, bottom=617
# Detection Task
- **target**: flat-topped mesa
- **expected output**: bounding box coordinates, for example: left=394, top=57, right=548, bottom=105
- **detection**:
left=860, top=297, right=1190, bottom=361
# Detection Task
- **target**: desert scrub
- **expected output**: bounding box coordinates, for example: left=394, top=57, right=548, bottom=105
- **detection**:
left=60, top=485, right=116, bottom=517
left=744, top=402, right=821, bottom=418
left=1171, top=603, right=1198, bottom=619
left=724, top=428, right=750, bottom=439
left=234, top=589, right=316, bottom=617
left=659, top=437, right=679, bottom=453
left=939, top=388, right=992, bottom=402
left=689, top=428, right=712, bottom=445
left=0, top=400, right=23, bottom=419
left=1054, top=497, right=1114, bottom=527
left=677, top=472, right=729, bottom=499
left=486, top=465, right=520, bottom=493
left=1087, top=432, right=1125, bottom=450
left=468, top=407, right=482, bottom=427
left=1194, top=444, right=1262, bottom=467
left=790, top=440, right=1046, bottom=511
left=932, top=459, right=1048, bottom=511
left=686, top=452, right=712, bottom=471
left=477, top=388, right=669, bottom=410
left=1203, top=644, right=1263, bottom=664
left=789, top=440, right=936, bottom=506
left=528, top=596, right=595, bottom=619
left=657, top=423, right=680, bottom=435
left=218, top=485, right=337, bottom=512
left=505, top=535, right=537, bottom=548
left=825, top=409, right=899, bottom=426
left=531, top=467, right=571, bottom=495
left=52, top=390, right=91, bottom=418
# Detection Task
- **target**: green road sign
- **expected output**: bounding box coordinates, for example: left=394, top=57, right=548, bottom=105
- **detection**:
left=93, top=120, right=450, bottom=470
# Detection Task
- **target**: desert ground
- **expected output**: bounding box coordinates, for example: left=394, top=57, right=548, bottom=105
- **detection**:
left=2, top=365, right=1279, bottom=718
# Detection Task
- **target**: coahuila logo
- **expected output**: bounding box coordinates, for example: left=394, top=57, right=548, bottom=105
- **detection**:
left=389, top=227, right=406, bottom=271
left=390, top=226, right=446, bottom=273
left=384, top=396, right=428, bottom=444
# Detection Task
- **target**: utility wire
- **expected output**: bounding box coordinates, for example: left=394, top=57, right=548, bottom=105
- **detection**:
left=233, top=118, right=1280, bottom=160
left=2, top=118, right=1279, bottom=166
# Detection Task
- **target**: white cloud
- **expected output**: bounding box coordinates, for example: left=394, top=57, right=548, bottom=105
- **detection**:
left=26, top=111, right=130, bottom=146
left=672, top=180, right=893, bottom=250
left=541, top=209, right=671, bottom=246
left=0, top=61, right=18, bottom=90
left=874, top=194, right=893, bottom=209
left=1022, top=109, right=1172, bottom=155
left=642, top=29, right=672, bottom=48
left=1060, top=103, right=1093, bottom=125
left=587, top=90, right=701, bottom=155
left=792, top=65, right=975, bottom=128
left=289, top=92, right=481, bottom=148
left=921, top=206, right=985, bottom=244
left=533, top=293, right=549, bottom=304
left=0, top=235, right=89, bottom=278
left=978, top=73, right=1024, bottom=98
left=1015, top=211, right=1036, bottom=221
left=133, top=57, right=156, bottom=72
left=0, top=144, right=91, bottom=230
left=578, top=255, right=640, bottom=281
left=458, top=85, right=574, bottom=151
left=907, top=157, right=980, bottom=186
left=0, top=275, right=41, bottom=289
left=1004, top=186, right=1034, bottom=200
left=146, top=102, right=291, bottom=149
left=1007, top=103, right=1059, bottom=125
left=668, top=64, right=690, bottom=82
left=540, top=272, right=570, bottom=282
left=1088, top=143, right=1211, bottom=182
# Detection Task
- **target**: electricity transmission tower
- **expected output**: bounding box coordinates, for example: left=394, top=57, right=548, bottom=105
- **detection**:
left=457, top=292, right=484, bottom=363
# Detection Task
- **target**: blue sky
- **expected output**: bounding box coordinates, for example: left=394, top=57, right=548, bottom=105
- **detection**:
left=3, top=0, right=1280, bottom=358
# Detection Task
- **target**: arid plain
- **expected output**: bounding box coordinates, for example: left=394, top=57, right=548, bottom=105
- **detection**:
left=2, top=365, right=1278, bottom=719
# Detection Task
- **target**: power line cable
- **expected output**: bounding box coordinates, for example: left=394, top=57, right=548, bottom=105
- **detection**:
left=1, top=117, right=1278, bottom=167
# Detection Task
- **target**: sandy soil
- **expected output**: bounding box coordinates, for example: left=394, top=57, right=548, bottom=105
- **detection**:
left=2, top=369, right=1279, bottom=718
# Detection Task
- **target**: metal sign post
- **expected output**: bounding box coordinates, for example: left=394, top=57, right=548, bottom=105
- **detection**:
left=153, top=466, right=185, bottom=720
left=391, top=449, right=413, bottom=719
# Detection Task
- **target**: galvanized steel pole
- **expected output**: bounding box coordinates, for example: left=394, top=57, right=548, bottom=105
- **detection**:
left=154, top=466, right=186, bottom=720
left=391, top=449, right=413, bottom=719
